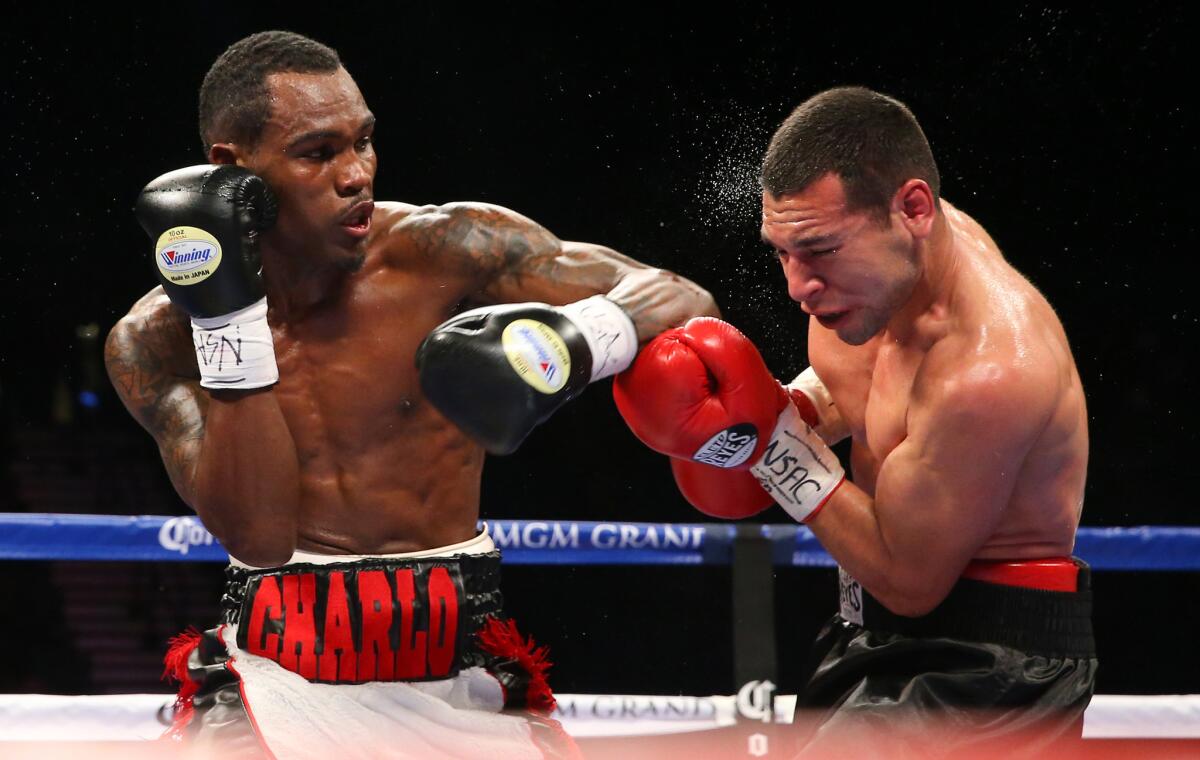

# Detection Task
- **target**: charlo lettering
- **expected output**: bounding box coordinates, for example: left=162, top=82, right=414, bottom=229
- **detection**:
left=238, top=563, right=464, bottom=684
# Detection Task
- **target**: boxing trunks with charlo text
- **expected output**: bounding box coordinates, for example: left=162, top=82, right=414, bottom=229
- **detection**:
left=161, top=529, right=576, bottom=760
left=795, top=557, right=1097, bottom=758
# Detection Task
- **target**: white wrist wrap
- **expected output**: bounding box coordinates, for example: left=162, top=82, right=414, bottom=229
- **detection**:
left=191, top=297, right=279, bottom=390
left=560, top=295, right=639, bottom=382
left=788, top=366, right=850, bottom=445
left=749, top=401, right=846, bottom=523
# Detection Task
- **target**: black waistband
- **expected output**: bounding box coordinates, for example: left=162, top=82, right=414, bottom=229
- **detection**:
left=221, top=551, right=504, bottom=683
left=853, top=564, right=1095, bottom=658
left=222, top=551, right=503, bottom=624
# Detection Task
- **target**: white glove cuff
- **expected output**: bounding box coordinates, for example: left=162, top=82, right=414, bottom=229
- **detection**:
left=788, top=366, right=850, bottom=445
left=560, top=295, right=639, bottom=382
left=191, top=297, right=279, bottom=390
left=749, top=401, right=846, bottom=523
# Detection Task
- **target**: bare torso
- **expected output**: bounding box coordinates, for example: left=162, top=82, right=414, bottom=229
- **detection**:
left=131, top=202, right=491, bottom=553
left=113, top=195, right=718, bottom=561
left=271, top=202, right=487, bottom=552
left=809, top=201, right=1088, bottom=559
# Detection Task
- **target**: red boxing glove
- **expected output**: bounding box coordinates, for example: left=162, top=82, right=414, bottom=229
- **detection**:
left=667, top=385, right=826, bottom=519
left=670, top=459, right=773, bottom=519
left=614, top=318, right=786, bottom=465
left=615, top=318, right=845, bottom=522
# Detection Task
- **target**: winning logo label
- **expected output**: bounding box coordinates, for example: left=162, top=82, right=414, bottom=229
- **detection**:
left=155, top=226, right=223, bottom=286
left=501, top=319, right=571, bottom=394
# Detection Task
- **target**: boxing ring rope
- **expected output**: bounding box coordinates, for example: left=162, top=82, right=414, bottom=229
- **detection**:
left=3, top=513, right=1199, bottom=568
left=1, top=513, right=1199, bottom=744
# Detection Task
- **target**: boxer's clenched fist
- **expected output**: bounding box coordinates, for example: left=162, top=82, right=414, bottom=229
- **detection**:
left=417, top=295, right=637, bottom=454
left=614, top=317, right=844, bottom=522
left=135, top=164, right=279, bottom=390
left=135, top=164, right=275, bottom=319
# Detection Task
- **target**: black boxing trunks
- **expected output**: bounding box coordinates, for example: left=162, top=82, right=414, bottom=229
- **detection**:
left=160, top=530, right=578, bottom=760
left=794, top=558, right=1097, bottom=759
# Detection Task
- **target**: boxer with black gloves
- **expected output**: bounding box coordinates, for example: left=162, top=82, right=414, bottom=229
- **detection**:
left=613, top=88, right=1096, bottom=758
left=106, top=30, right=716, bottom=759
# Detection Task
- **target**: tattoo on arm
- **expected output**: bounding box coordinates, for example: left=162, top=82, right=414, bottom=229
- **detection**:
left=412, top=203, right=569, bottom=292
left=411, top=202, right=719, bottom=338
left=105, top=302, right=207, bottom=503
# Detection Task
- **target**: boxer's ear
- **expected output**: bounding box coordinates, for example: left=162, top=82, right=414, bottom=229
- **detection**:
left=208, top=142, right=242, bottom=167
left=893, top=179, right=936, bottom=240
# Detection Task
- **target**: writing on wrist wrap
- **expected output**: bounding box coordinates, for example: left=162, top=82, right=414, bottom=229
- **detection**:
left=559, top=296, right=638, bottom=382
left=748, top=402, right=846, bottom=522
left=191, top=297, right=279, bottom=390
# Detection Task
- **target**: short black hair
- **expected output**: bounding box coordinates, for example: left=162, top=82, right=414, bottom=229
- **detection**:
left=198, top=30, right=342, bottom=154
left=761, top=87, right=940, bottom=220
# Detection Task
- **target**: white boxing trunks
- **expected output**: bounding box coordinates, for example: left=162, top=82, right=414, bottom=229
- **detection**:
left=162, top=528, right=576, bottom=760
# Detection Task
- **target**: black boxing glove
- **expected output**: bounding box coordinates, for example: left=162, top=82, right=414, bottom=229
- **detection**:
left=134, top=165, right=280, bottom=389
left=416, top=296, right=638, bottom=454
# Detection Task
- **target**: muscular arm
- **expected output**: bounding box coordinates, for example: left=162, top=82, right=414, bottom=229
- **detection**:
left=105, top=290, right=300, bottom=566
left=419, top=202, right=719, bottom=340
left=807, top=357, right=1053, bottom=616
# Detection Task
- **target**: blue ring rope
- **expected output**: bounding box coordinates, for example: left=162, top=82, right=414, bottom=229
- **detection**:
left=0, top=513, right=1196, bottom=570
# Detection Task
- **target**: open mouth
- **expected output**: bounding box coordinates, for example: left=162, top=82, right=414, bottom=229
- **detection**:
left=340, top=201, right=375, bottom=237
left=815, top=311, right=849, bottom=328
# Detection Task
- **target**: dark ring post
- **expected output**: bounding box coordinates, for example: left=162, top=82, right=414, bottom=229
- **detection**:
left=731, top=523, right=777, bottom=688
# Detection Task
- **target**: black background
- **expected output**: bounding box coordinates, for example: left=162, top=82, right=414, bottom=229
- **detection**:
left=0, top=4, right=1195, bottom=696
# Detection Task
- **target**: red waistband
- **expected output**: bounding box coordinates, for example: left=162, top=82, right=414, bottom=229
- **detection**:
left=961, top=557, right=1079, bottom=592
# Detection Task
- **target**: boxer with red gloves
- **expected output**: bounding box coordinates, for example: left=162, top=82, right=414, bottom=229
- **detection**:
left=616, top=87, right=1096, bottom=757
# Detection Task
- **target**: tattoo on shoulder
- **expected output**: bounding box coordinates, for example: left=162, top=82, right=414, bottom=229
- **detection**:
left=409, top=203, right=562, bottom=286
